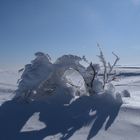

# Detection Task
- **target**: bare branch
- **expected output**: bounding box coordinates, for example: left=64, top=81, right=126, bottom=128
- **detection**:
left=18, top=68, right=24, bottom=73
left=107, top=52, right=120, bottom=82
left=108, top=62, right=112, bottom=70
left=112, top=52, right=119, bottom=59
left=82, top=55, right=90, bottom=64
left=97, top=43, right=107, bottom=88
left=112, top=52, right=120, bottom=68
left=89, top=62, right=96, bottom=88
left=46, top=53, right=52, bottom=61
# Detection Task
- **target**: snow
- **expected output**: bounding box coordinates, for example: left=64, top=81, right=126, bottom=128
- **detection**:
left=0, top=69, right=18, bottom=85
left=0, top=67, right=140, bottom=139
left=21, top=112, right=46, bottom=132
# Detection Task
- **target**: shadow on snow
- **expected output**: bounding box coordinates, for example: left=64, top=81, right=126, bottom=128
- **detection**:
left=0, top=93, right=122, bottom=140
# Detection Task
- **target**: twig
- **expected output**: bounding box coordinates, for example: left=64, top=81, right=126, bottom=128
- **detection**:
left=97, top=43, right=107, bottom=88
left=89, top=62, right=96, bottom=88
left=107, top=52, right=120, bottom=82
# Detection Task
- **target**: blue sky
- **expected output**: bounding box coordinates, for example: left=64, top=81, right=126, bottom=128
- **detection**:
left=1, top=0, right=140, bottom=69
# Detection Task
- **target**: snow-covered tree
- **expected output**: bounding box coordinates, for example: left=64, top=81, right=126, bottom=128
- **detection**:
left=14, top=49, right=124, bottom=104
left=14, top=52, right=53, bottom=101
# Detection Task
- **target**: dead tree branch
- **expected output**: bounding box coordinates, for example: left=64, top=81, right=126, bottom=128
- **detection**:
left=89, top=62, right=96, bottom=88
left=107, top=52, right=120, bottom=82
left=97, top=43, right=107, bottom=88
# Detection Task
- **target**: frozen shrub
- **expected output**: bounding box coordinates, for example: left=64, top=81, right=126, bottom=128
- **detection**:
left=14, top=47, right=124, bottom=104
left=14, top=52, right=53, bottom=100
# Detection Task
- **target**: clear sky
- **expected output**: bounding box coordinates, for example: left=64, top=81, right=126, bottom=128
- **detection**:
left=1, top=0, right=140, bottom=70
